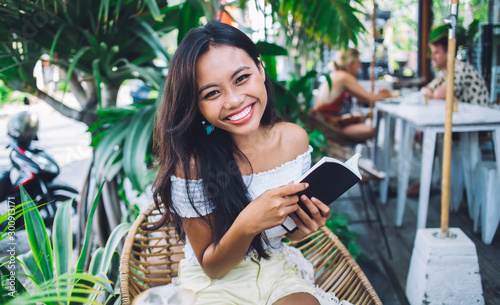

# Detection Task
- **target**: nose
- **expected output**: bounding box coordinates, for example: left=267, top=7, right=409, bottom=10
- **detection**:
left=223, top=88, right=244, bottom=109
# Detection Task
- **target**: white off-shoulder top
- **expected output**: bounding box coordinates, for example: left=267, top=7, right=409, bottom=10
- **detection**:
left=170, top=146, right=313, bottom=264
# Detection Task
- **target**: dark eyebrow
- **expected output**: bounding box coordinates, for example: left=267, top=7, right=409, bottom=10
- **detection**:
left=231, top=66, right=251, bottom=80
left=198, top=84, right=217, bottom=96
left=198, top=66, right=251, bottom=96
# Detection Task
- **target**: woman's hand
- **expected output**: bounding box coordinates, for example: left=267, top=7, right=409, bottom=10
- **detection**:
left=376, top=87, right=392, bottom=100
left=234, top=183, right=308, bottom=236
left=186, top=182, right=307, bottom=279
left=289, top=195, right=330, bottom=236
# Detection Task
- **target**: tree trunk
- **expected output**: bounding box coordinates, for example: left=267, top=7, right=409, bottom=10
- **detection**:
left=101, top=84, right=119, bottom=108
left=33, top=87, right=81, bottom=120
left=59, top=68, right=88, bottom=108
left=29, top=84, right=99, bottom=126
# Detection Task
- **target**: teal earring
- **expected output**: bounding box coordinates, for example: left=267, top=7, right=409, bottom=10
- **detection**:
left=202, top=120, right=214, bottom=135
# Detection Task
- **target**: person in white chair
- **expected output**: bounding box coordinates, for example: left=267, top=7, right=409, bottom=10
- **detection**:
left=408, top=25, right=490, bottom=197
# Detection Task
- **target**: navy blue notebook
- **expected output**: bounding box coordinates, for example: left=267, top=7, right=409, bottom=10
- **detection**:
left=281, top=153, right=362, bottom=233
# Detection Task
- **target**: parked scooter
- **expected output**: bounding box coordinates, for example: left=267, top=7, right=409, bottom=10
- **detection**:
left=0, top=110, right=79, bottom=229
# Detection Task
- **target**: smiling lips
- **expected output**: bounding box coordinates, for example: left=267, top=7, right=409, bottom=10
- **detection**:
left=225, top=104, right=254, bottom=125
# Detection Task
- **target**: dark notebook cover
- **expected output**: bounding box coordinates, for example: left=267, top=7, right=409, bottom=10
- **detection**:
left=281, top=153, right=362, bottom=232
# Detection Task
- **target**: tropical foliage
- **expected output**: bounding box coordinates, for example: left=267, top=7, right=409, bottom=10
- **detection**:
left=0, top=184, right=129, bottom=304
left=268, top=0, right=366, bottom=50
left=0, top=0, right=171, bottom=125
left=0, top=0, right=366, bottom=124
left=1, top=0, right=366, bottom=255
left=81, top=1, right=366, bottom=243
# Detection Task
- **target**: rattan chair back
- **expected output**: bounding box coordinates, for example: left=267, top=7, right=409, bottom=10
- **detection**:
left=119, top=203, right=383, bottom=305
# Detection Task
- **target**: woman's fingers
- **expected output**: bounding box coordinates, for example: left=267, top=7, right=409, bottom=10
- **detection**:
left=299, top=195, right=322, bottom=219
left=293, top=195, right=330, bottom=230
left=312, top=197, right=331, bottom=218
left=284, top=203, right=298, bottom=215
left=289, top=212, right=314, bottom=235
left=266, top=183, right=308, bottom=207
left=278, top=182, right=308, bottom=197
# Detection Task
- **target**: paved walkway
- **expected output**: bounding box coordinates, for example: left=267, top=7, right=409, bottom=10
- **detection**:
left=0, top=99, right=92, bottom=189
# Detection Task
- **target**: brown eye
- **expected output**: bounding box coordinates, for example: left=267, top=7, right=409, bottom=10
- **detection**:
left=204, top=90, right=220, bottom=99
left=236, top=74, right=250, bottom=84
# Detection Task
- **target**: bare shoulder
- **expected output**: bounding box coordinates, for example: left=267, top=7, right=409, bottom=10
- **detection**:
left=274, top=122, right=309, bottom=159
left=334, top=69, right=355, bottom=83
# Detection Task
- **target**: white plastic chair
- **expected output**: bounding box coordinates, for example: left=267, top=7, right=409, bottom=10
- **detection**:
left=473, top=161, right=500, bottom=244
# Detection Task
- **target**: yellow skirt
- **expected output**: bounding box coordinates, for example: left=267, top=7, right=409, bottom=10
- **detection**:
left=177, top=251, right=318, bottom=305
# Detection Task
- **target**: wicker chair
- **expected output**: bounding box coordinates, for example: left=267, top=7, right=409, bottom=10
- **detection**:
left=119, top=203, right=383, bottom=305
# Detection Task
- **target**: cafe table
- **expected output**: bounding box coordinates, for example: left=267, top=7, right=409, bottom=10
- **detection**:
left=373, top=92, right=500, bottom=229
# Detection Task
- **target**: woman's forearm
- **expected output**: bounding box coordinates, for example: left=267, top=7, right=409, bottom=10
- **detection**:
left=199, top=218, right=256, bottom=279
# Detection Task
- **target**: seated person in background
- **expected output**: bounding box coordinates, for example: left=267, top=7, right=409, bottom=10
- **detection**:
left=408, top=29, right=490, bottom=197
left=420, top=31, right=489, bottom=105
left=311, top=48, right=392, bottom=142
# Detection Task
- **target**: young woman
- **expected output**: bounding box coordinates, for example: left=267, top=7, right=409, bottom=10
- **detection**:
left=311, top=48, right=392, bottom=142
left=152, top=22, right=337, bottom=304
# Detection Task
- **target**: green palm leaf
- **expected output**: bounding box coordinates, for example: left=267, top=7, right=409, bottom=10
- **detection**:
left=269, top=0, right=366, bottom=50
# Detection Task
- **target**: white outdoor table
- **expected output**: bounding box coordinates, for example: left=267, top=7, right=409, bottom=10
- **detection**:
left=374, top=93, right=500, bottom=229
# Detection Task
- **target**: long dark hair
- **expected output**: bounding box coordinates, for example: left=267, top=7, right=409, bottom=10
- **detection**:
left=152, top=22, right=281, bottom=259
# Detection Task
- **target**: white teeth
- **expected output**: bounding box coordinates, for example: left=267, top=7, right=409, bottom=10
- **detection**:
left=227, top=104, right=252, bottom=121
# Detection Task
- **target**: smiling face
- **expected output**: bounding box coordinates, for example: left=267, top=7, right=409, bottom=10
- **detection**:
left=196, top=45, right=267, bottom=137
